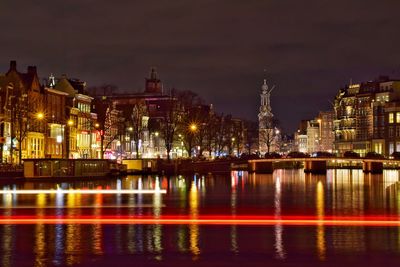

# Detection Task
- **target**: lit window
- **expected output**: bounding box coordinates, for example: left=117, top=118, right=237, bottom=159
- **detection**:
left=389, top=113, right=394, bottom=123
left=397, top=112, right=400, bottom=123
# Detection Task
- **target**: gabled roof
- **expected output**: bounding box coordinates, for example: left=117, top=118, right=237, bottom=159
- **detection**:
left=54, top=76, right=76, bottom=97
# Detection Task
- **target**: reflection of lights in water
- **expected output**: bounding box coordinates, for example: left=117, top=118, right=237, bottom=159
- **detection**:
left=153, top=178, right=162, bottom=217
left=127, top=224, right=136, bottom=254
left=274, top=175, right=285, bottom=259
left=316, top=181, right=326, bottom=261
left=331, top=170, right=364, bottom=217
left=138, top=177, right=143, bottom=190
left=0, top=189, right=166, bottom=194
left=36, top=193, right=46, bottom=207
left=1, top=188, right=13, bottom=267
left=152, top=177, right=163, bottom=259
left=3, top=193, right=12, bottom=209
left=91, top=224, right=103, bottom=255
left=1, top=224, right=13, bottom=267
left=178, top=178, right=186, bottom=190
left=66, top=191, right=82, bottom=265
left=231, top=172, right=238, bottom=253
left=189, top=179, right=200, bottom=258
left=34, top=223, right=46, bottom=267
left=384, top=170, right=399, bottom=184
left=155, top=176, right=161, bottom=191
left=230, top=226, right=238, bottom=254
left=54, top=223, right=65, bottom=265
left=54, top=190, right=65, bottom=264
left=177, top=226, right=187, bottom=252
left=153, top=225, right=162, bottom=259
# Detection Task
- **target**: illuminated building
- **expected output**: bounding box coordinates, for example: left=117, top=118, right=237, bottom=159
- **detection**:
left=318, top=111, right=335, bottom=152
left=0, top=61, right=45, bottom=162
left=54, top=75, right=95, bottom=158
left=294, top=120, right=308, bottom=153
left=43, top=87, right=69, bottom=158
left=88, top=68, right=174, bottom=159
left=334, top=76, right=400, bottom=156
left=307, top=119, right=320, bottom=153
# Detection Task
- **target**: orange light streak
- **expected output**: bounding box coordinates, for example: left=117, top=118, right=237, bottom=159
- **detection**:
left=0, top=215, right=399, bottom=226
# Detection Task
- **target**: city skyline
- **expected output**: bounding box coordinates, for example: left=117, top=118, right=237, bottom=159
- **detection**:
left=2, top=1, right=400, bottom=132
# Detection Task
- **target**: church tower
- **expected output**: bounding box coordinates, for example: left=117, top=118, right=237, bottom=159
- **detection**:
left=145, top=67, right=162, bottom=94
left=258, top=79, right=276, bottom=155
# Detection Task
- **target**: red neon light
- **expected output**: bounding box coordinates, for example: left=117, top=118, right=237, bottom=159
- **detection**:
left=0, top=215, right=399, bottom=226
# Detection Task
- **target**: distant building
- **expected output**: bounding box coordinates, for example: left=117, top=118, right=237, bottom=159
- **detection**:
left=307, top=120, right=319, bottom=154
left=91, top=68, right=173, bottom=159
left=318, top=110, right=335, bottom=152
left=294, top=120, right=308, bottom=153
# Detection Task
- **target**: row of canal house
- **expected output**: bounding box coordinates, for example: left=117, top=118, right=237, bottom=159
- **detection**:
left=0, top=61, right=194, bottom=162
left=0, top=61, right=107, bottom=163
left=334, top=76, right=400, bottom=157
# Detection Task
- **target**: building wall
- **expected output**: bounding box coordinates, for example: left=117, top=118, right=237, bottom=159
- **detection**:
left=334, top=78, right=400, bottom=157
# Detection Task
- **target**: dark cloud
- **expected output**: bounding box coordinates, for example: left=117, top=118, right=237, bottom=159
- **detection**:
left=1, top=0, right=400, bottom=132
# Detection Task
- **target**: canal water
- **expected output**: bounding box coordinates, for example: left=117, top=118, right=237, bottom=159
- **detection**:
left=1, top=169, right=400, bottom=266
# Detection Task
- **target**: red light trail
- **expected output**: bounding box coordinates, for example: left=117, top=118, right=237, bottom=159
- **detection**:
left=0, top=215, right=399, bottom=226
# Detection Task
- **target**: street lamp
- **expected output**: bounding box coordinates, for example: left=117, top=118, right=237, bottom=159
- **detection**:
left=36, top=112, right=44, bottom=120
left=190, top=123, right=197, bottom=132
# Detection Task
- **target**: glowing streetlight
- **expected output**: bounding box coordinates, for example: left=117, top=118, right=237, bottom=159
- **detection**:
left=36, top=112, right=44, bottom=120
left=94, top=123, right=100, bottom=128
left=67, top=119, right=74, bottom=126
left=155, top=132, right=159, bottom=137
left=128, top=127, right=133, bottom=131
left=190, top=123, right=197, bottom=132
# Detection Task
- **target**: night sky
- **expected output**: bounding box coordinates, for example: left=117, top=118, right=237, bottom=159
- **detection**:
left=1, top=0, right=400, bottom=132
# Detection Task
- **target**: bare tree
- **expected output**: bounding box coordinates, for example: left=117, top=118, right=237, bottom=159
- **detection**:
left=259, top=116, right=280, bottom=154
left=125, top=100, right=147, bottom=159
left=160, top=91, right=182, bottom=161
left=93, top=97, right=124, bottom=159
left=243, top=120, right=259, bottom=154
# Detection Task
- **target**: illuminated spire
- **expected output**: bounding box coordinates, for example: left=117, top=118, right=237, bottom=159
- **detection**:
left=48, top=73, right=56, bottom=88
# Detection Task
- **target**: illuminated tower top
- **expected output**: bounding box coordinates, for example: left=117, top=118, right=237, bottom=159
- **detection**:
left=258, top=79, right=275, bottom=124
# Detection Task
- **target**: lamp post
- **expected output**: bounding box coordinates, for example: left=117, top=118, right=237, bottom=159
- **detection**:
left=189, top=123, right=198, bottom=157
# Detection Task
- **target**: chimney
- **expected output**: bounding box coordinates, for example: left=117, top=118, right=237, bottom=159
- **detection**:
left=9, top=60, right=17, bottom=71
left=27, top=66, right=37, bottom=75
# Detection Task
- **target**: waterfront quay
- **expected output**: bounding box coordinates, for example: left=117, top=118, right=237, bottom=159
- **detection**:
left=1, top=156, right=399, bottom=181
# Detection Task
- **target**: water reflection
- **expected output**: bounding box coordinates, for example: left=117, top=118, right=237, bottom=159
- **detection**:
left=189, top=177, right=200, bottom=259
left=274, top=171, right=285, bottom=259
left=0, top=171, right=399, bottom=265
left=231, top=172, right=238, bottom=254
left=316, top=181, right=326, bottom=261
